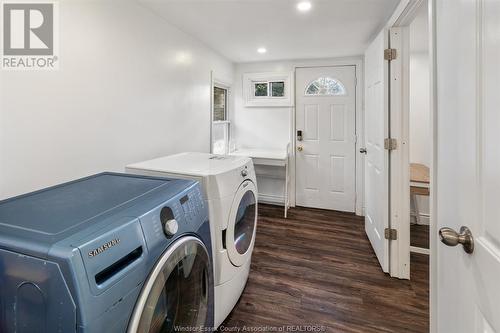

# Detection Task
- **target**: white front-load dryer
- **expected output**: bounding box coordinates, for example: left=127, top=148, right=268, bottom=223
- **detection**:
left=126, top=152, right=258, bottom=327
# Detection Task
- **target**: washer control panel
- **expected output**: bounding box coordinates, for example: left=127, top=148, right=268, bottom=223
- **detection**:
left=179, top=188, right=204, bottom=222
left=139, top=182, right=207, bottom=247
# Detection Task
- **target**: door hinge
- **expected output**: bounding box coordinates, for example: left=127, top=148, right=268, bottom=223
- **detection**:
left=384, top=138, right=397, bottom=150
left=385, top=228, right=398, bottom=240
left=384, top=48, right=397, bottom=61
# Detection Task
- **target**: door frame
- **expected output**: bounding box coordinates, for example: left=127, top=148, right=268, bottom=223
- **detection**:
left=292, top=58, right=364, bottom=215
left=386, top=0, right=437, bottom=331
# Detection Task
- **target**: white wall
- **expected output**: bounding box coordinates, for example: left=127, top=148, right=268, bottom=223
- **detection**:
left=409, top=2, right=430, bottom=166
left=409, top=3, right=430, bottom=222
left=231, top=61, right=293, bottom=204
left=409, top=53, right=430, bottom=166
left=0, top=0, right=233, bottom=199
left=232, top=61, right=294, bottom=150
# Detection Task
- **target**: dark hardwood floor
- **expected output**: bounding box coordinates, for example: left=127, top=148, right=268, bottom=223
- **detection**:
left=410, top=224, right=430, bottom=249
left=221, top=204, right=429, bottom=333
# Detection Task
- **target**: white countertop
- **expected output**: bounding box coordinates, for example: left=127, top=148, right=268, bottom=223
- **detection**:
left=229, top=147, right=288, bottom=161
left=127, top=152, right=251, bottom=176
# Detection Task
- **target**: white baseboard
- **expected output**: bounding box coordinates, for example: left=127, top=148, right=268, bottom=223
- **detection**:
left=410, top=246, right=430, bottom=255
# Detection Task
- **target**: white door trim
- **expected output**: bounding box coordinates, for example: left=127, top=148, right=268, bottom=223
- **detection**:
left=290, top=58, right=364, bottom=215
left=386, top=0, right=436, bottom=331
left=388, top=26, right=411, bottom=279
left=428, top=2, right=437, bottom=332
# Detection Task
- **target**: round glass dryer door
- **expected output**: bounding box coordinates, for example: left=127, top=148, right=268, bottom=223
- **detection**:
left=226, top=180, right=258, bottom=267
left=127, top=236, right=211, bottom=333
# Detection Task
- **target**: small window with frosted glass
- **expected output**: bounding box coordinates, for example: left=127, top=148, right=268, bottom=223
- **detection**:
left=305, top=77, right=346, bottom=96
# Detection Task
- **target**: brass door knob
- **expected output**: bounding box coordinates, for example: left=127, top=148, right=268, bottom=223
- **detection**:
left=297, top=146, right=303, bottom=152
left=439, top=226, right=474, bottom=254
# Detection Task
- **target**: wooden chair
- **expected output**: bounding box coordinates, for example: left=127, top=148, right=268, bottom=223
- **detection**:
left=410, top=163, right=430, bottom=224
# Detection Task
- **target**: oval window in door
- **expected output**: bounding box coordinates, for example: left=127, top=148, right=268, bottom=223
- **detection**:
left=226, top=180, right=258, bottom=267
left=234, top=190, right=256, bottom=254
left=127, top=236, right=211, bottom=333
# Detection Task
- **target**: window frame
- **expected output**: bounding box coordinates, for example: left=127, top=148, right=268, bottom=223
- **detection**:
left=211, top=79, right=232, bottom=155
left=243, top=72, right=293, bottom=107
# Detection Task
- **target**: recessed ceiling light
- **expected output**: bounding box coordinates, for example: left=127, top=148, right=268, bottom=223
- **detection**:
left=257, top=47, right=267, bottom=54
left=297, top=1, right=312, bottom=12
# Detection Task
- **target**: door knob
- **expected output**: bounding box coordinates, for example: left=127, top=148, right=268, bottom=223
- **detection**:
left=360, top=148, right=367, bottom=154
left=297, top=146, right=303, bottom=152
left=439, top=226, right=474, bottom=254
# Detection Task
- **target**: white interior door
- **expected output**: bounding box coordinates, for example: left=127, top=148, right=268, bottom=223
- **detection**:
left=436, top=0, right=500, bottom=331
left=364, top=29, right=390, bottom=273
left=295, top=66, right=356, bottom=212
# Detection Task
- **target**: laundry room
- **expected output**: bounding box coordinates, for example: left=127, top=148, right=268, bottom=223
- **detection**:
left=1, top=1, right=497, bottom=333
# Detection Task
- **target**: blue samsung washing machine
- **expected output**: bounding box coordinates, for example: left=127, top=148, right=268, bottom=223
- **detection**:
left=0, top=172, right=213, bottom=333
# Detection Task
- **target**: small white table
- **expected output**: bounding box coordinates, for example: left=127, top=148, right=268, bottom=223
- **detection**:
left=230, top=144, right=290, bottom=218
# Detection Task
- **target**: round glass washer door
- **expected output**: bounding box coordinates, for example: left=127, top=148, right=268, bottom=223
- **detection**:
left=127, top=236, right=211, bottom=333
left=226, top=180, right=258, bottom=267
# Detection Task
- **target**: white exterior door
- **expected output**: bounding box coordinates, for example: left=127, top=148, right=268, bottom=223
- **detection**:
left=436, top=0, right=500, bottom=332
left=364, top=30, right=390, bottom=273
left=295, top=66, right=356, bottom=212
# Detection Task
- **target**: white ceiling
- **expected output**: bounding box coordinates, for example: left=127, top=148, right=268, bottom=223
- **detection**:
left=139, top=0, right=400, bottom=63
